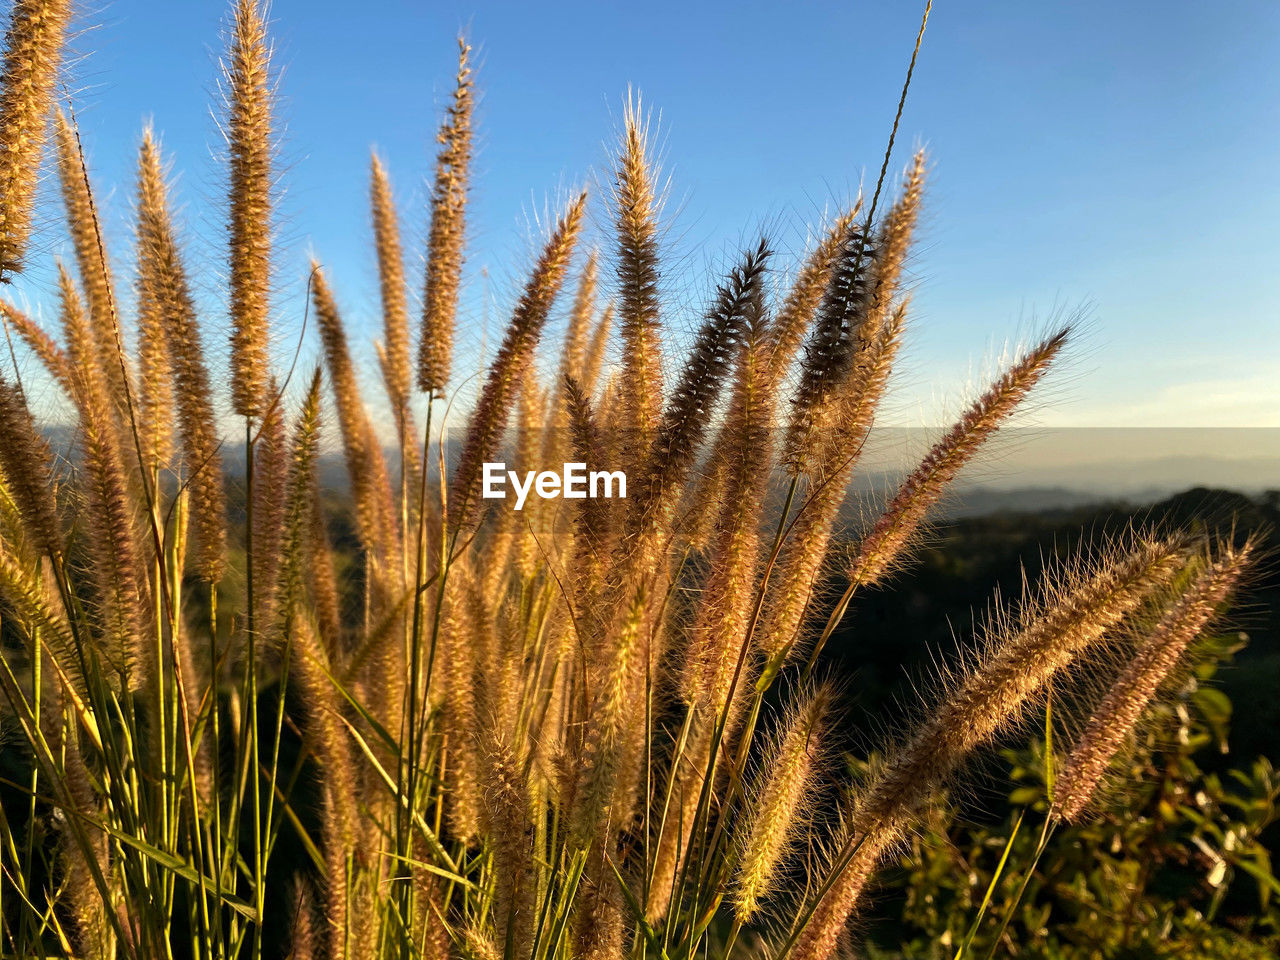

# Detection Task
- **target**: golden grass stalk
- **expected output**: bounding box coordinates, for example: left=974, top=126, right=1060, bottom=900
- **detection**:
left=0, top=0, right=71, bottom=278
left=224, top=0, right=274, bottom=419
left=790, top=535, right=1188, bottom=960
left=449, top=191, right=586, bottom=532
left=1052, top=538, right=1254, bottom=822
left=0, top=536, right=82, bottom=701
left=0, top=375, right=63, bottom=560
left=134, top=130, right=177, bottom=469
left=59, top=744, right=116, bottom=960
left=572, top=583, right=647, bottom=844
left=613, top=100, right=664, bottom=471
left=371, top=152, right=412, bottom=417
left=1, top=301, right=76, bottom=397
left=570, top=585, right=649, bottom=953
left=540, top=252, right=600, bottom=474
left=251, top=379, right=288, bottom=627
left=847, top=326, right=1068, bottom=591
left=732, top=684, right=831, bottom=924
left=563, top=250, right=598, bottom=385
left=286, top=879, right=318, bottom=960
left=766, top=205, right=861, bottom=387
left=864, top=150, right=924, bottom=325
left=54, top=109, right=133, bottom=421
left=276, top=373, right=365, bottom=960
left=309, top=493, right=343, bottom=654
left=437, top=562, right=482, bottom=839
left=561, top=374, right=615, bottom=618
left=418, top=37, right=473, bottom=394
left=683, top=296, right=774, bottom=713
left=783, top=218, right=877, bottom=474
left=310, top=264, right=402, bottom=742
left=135, top=132, right=227, bottom=582
left=478, top=730, right=535, bottom=959
left=311, top=263, right=398, bottom=568
left=634, top=239, right=770, bottom=530
left=510, top=375, right=545, bottom=580
left=756, top=303, right=907, bottom=667
left=57, top=262, right=151, bottom=688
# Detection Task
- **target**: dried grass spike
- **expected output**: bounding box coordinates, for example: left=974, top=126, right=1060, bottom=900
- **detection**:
left=418, top=36, right=473, bottom=394
left=1053, top=539, right=1253, bottom=822
left=225, top=0, right=275, bottom=419
left=613, top=99, right=664, bottom=468
left=0, top=0, right=71, bottom=277
left=791, top=534, right=1188, bottom=960
left=847, top=327, right=1068, bottom=590
left=136, top=131, right=227, bottom=581
left=733, top=684, right=831, bottom=923
left=449, top=191, right=586, bottom=531
left=54, top=109, right=132, bottom=419
left=370, top=152, right=411, bottom=416
left=1, top=300, right=75, bottom=398
left=0, top=374, right=61, bottom=558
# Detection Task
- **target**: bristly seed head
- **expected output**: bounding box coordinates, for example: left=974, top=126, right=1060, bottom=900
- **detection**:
left=418, top=36, right=473, bottom=395
left=225, top=0, right=275, bottom=419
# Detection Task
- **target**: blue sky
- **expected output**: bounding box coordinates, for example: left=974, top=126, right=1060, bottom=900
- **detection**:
left=11, top=0, right=1280, bottom=429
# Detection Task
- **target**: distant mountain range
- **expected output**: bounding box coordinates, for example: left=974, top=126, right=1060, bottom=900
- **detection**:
left=38, top=423, right=1278, bottom=519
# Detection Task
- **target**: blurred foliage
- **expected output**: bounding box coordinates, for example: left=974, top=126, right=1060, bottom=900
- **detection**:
left=858, top=638, right=1280, bottom=959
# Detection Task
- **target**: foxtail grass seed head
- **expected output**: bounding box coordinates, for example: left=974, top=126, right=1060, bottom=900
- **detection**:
left=581, top=300, right=614, bottom=400
left=449, top=191, right=585, bottom=531
left=0, top=0, right=71, bottom=278
left=564, top=250, right=599, bottom=385
left=847, top=327, right=1068, bottom=590
left=1, top=299, right=75, bottom=397
left=784, top=218, right=878, bottom=472
left=225, top=0, right=274, bottom=419
left=791, top=535, right=1190, bottom=960
left=767, top=204, right=860, bottom=387
left=0, top=374, right=62, bottom=558
left=136, top=129, right=227, bottom=581
left=418, top=37, right=473, bottom=394
left=636, top=239, right=769, bottom=525
left=311, top=263, right=398, bottom=571
left=755, top=303, right=908, bottom=669
left=613, top=99, right=664, bottom=466
left=58, top=260, right=150, bottom=686
left=370, top=152, right=412, bottom=417
left=55, top=109, right=133, bottom=420
left=733, top=684, right=831, bottom=923
left=135, top=129, right=177, bottom=468
left=1052, top=539, right=1254, bottom=822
